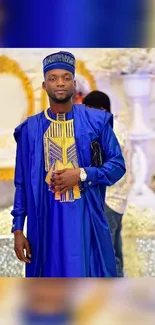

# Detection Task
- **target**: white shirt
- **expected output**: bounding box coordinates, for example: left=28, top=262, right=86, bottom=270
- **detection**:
left=105, top=117, right=132, bottom=214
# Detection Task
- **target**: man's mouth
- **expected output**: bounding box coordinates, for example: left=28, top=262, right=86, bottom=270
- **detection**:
left=55, top=90, right=67, bottom=94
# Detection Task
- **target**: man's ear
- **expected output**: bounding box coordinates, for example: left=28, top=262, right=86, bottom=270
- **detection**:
left=42, top=81, right=46, bottom=90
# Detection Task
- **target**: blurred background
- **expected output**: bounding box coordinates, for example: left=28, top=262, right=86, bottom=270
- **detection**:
left=0, top=48, right=155, bottom=277
left=0, top=278, right=155, bottom=324
left=0, top=0, right=155, bottom=47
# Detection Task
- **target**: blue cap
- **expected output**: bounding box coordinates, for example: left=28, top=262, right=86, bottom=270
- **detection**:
left=43, top=51, right=75, bottom=76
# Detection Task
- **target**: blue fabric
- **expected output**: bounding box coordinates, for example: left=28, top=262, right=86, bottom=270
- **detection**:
left=5, top=0, right=146, bottom=47
left=11, top=104, right=126, bottom=277
left=44, top=62, right=75, bottom=75
left=43, top=51, right=75, bottom=76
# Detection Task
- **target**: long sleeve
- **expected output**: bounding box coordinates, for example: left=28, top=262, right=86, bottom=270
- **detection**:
left=84, top=118, right=126, bottom=188
left=11, top=128, right=27, bottom=232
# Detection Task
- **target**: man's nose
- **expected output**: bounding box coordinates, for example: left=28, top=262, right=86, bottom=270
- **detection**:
left=56, top=77, right=65, bottom=87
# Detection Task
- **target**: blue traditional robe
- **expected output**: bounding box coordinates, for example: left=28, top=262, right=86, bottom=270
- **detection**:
left=11, top=104, right=126, bottom=277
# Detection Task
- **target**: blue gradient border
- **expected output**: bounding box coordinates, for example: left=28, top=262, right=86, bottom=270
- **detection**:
left=5, top=0, right=147, bottom=47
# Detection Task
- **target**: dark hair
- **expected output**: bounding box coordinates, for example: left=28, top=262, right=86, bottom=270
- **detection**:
left=83, top=90, right=111, bottom=113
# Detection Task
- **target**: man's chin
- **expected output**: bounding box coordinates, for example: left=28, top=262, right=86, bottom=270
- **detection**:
left=53, top=98, right=69, bottom=104
left=55, top=95, right=67, bottom=101
left=51, top=95, right=72, bottom=104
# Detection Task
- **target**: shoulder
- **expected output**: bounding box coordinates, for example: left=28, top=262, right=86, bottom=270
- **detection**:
left=14, top=120, right=28, bottom=142
left=14, top=111, right=44, bottom=142
left=75, top=104, right=113, bottom=129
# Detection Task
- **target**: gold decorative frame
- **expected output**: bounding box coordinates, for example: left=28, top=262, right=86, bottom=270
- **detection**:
left=0, top=55, right=34, bottom=181
left=41, top=60, right=97, bottom=110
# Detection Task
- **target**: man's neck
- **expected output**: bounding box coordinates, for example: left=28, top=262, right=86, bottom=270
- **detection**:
left=49, top=100, right=73, bottom=114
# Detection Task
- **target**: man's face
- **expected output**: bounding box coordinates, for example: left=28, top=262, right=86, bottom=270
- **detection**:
left=42, top=69, right=76, bottom=104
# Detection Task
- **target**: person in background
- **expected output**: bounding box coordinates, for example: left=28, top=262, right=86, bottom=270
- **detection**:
left=83, top=90, right=132, bottom=277
left=73, top=91, right=84, bottom=104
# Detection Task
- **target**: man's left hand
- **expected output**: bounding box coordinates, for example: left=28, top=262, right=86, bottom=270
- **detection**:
left=51, top=168, right=81, bottom=194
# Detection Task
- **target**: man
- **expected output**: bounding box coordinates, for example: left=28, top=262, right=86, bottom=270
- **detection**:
left=11, top=51, right=126, bottom=277
left=83, top=90, right=131, bottom=277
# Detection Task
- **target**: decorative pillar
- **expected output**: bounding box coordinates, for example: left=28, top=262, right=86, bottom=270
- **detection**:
left=123, top=74, right=155, bottom=209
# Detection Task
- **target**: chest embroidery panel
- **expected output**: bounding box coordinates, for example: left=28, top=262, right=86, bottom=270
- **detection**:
left=44, top=113, right=81, bottom=202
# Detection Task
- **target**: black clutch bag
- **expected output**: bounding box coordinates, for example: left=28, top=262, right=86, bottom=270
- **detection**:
left=91, top=140, right=103, bottom=167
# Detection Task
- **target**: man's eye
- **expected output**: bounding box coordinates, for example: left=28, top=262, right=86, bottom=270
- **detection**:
left=65, top=77, right=71, bottom=81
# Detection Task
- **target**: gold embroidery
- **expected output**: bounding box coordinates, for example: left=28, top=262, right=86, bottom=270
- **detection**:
left=44, top=110, right=80, bottom=202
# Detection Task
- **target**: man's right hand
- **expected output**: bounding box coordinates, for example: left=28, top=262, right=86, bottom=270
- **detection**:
left=14, top=230, right=31, bottom=263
